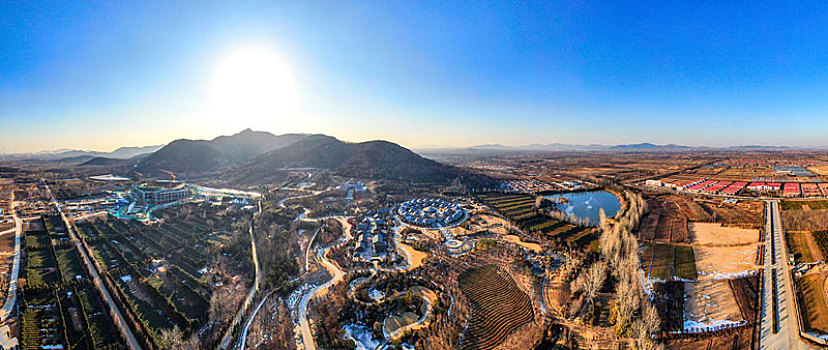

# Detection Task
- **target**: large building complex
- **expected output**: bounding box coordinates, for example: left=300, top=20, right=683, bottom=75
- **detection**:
left=129, top=183, right=190, bottom=205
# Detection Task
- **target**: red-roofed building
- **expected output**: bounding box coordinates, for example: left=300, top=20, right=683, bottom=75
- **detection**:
left=684, top=179, right=717, bottom=193
left=747, top=182, right=766, bottom=191
left=676, top=178, right=706, bottom=190
left=818, top=183, right=828, bottom=196
left=720, top=181, right=748, bottom=195
left=702, top=181, right=733, bottom=193
left=802, top=183, right=821, bottom=197
left=783, top=182, right=801, bottom=197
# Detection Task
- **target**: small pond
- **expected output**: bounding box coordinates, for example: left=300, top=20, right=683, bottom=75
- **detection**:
left=543, top=190, right=621, bottom=226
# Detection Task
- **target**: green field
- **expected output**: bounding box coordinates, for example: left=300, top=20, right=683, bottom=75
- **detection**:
left=75, top=206, right=229, bottom=344
left=642, top=243, right=696, bottom=281
left=56, top=247, right=87, bottom=283
left=649, top=243, right=675, bottom=280
left=76, top=288, right=121, bottom=347
left=781, top=200, right=828, bottom=211
left=22, top=215, right=123, bottom=350
left=812, top=231, right=828, bottom=259
left=25, top=248, right=59, bottom=287
left=674, top=245, right=697, bottom=280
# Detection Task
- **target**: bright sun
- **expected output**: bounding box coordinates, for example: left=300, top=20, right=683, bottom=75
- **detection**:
left=210, top=48, right=298, bottom=124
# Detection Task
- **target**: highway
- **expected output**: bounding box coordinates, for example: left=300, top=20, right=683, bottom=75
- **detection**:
left=759, top=200, right=812, bottom=350
left=46, top=183, right=143, bottom=350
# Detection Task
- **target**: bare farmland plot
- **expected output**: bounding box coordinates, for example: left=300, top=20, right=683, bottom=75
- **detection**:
left=689, top=223, right=758, bottom=247
left=684, top=279, right=744, bottom=328
left=695, top=245, right=758, bottom=279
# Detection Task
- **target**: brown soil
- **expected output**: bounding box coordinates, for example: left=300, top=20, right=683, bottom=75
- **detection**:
left=689, top=223, right=758, bottom=246
left=695, top=245, right=758, bottom=279
left=684, top=279, right=743, bottom=326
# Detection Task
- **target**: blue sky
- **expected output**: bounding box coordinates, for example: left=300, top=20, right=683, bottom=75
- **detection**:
left=3, top=1, right=828, bottom=152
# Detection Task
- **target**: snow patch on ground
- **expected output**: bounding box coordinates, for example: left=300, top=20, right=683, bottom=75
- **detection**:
left=711, top=270, right=757, bottom=281
left=682, top=319, right=746, bottom=333
left=806, top=332, right=828, bottom=342
left=344, top=324, right=382, bottom=350
left=369, top=289, right=386, bottom=302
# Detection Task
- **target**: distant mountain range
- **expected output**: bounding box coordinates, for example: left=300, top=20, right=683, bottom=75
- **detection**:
left=1, top=145, right=163, bottom=162
left=609, top=143, right=691, bottom=150
left=416, top=142, right=800, bottom=154
left=74, top=129, right=462, bottom=184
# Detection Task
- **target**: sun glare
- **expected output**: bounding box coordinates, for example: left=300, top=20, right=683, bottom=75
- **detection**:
left=210, top=48, right=298, bottom=125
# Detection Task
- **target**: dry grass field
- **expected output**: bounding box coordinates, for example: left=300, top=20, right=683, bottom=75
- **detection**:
left=782, top=209, right=828, bottom=231
left=695, top=245, right=758, bottom=279
left=501, top=235, right=542, bottom=252
left=715, top=166, right=775, bottom=179
left=640, top=194, right=718, bottom=243
left=641, top=196, right=761, bottom=230
left=796, top=272, right=828, bottom=335
left=0, top=232, right=14, bottom=254
left=473, top=214, right=511, bottom=235
left=786, top=232, right=824, bottom=264
left=808, top=165, right=828, bottom=176
left=689, top=222, right=758, bottom=246
left=697, top=201, right=763, bottom=228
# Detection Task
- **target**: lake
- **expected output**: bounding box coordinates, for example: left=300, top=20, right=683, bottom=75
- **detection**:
left=543, top=190, right=621, bottom=226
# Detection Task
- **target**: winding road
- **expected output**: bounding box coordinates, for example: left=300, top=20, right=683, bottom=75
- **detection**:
left=221, top=200, right=263, bottom=350
left=298, top=242, right=346, bottom=350
left=296, top=213, right=429, bottom=350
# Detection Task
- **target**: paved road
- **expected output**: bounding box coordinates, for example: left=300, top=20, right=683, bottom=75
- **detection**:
left=46, top=184, right=143, bottom=350
left=0, top=198, right=22, bottom=322
left=221, top=200, right=263, bottom=350
left=298, top=244, right=346, bottom=350
left=305, top=228, right=321, bottom=272
left=237, top=293, right=269, bottom=350
left=759, top=200, right=812, bottom=350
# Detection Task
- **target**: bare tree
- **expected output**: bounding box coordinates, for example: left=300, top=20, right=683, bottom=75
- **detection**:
left=640, top=301, right=661, bottom=335
left=583, top=261, right=608, bottom=303
left=159, top=326, right=200, bottom=350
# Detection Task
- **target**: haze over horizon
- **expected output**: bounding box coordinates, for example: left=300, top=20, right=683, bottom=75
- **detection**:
left=5, top=1, right=828, bottom=152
